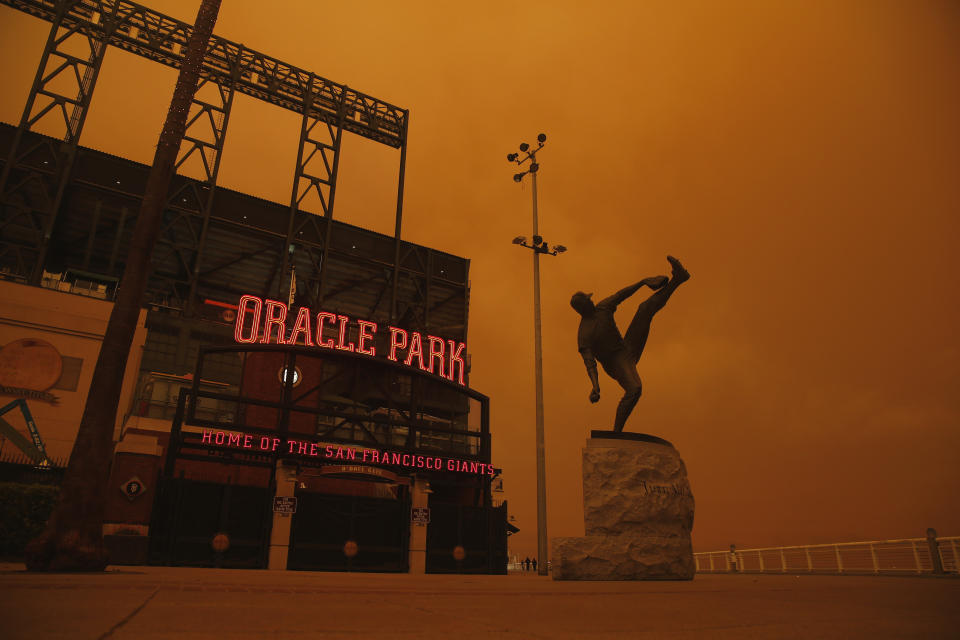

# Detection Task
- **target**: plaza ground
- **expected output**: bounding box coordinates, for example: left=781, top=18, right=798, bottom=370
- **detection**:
left=0, top=564, right=957, bottom=639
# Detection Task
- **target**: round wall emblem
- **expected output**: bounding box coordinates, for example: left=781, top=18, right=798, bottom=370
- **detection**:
left=212, top=532, right=230, bottom=552
left=343, top=540, right=359, bottom=558
left=452, top=545, right=466, bottom=561
left=277, top=365, right=302, bottom=387
left=0, top=338, right=62, bottom=391
left=121, top=476, right=147, bottom=501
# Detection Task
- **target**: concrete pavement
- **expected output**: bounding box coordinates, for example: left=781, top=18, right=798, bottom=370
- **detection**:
left=0, top=564, right=957, bottom=639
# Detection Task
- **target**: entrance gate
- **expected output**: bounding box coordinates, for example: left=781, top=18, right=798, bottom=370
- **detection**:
left=149, top=478, right=272, bottom=568
left=288, top=491, right=409, bottom=572
left=425, top=502, right=508, bottom=573
left=151, top=345, right=498, bottom=572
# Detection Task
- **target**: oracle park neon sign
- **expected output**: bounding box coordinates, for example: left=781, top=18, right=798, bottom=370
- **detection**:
left=233, top=294, right=467, bottom=386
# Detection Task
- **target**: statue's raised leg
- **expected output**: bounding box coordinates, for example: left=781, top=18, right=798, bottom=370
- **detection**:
left=624, top=257, right=690, bottom=363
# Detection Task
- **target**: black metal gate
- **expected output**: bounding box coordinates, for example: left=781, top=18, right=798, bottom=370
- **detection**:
left=288, top=491, right=409, bottom=572
left=148, top=478, right=272, bottom=568
left=425, top=501, right=508, bottom=573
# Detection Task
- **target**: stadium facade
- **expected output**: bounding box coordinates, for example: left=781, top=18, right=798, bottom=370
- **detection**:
left=0, top=0, right=507, bottom=573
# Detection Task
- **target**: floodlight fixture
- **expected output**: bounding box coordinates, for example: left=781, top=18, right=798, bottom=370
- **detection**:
left=537, top=133, right=546, bottom=143
left=532, top=235, right=543, bottom=245
left=554, top=245, right=567, bottom=254
left=519, top=142, right=529, bottom=152
left=530, top=162, right=539, bottom=173
left=513, top=173, right=524, bottom=182
left=507, top=153, right=518, bottom=162
left=512, top=236, right=526, bottom=245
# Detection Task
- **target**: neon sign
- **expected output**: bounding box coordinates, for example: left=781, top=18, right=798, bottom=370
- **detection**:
left=233, top=294, right=467, bottom=386
left=201, top=429, right=494, bottom=476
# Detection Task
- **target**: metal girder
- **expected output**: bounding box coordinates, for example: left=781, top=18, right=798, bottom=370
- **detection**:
left=390, top=116, right=409, bottom=321
left=280, top=75, right=346, bottom=304
left=0, top=0, right=407, bottom=148
left=127, top=78, right=235, bottom=371
left=154, top=79, right=235, bottom=314
left=0, top=2, right=106, bottom=283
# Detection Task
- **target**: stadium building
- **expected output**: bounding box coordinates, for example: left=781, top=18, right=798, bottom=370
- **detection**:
left=0, top=0, right=508, bottom=573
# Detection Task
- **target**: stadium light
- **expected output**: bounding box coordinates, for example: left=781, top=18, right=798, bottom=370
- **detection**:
left=505, top=131, right=565, bottom=577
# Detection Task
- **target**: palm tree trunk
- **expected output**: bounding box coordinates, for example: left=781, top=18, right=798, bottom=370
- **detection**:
left=25, top=0, right=222, bottom=571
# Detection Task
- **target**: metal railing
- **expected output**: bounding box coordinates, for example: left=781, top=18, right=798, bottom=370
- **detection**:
left=695, top=535, right=959, bottom=576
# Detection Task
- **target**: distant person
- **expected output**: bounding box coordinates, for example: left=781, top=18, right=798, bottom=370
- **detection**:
left=524, top=557, right=531, bottom=572
left=532, top=558, right=538, bottom=572
left=571, top=255, right=690, bottom=432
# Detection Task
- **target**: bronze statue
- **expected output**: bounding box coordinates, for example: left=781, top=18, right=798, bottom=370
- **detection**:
left=571, top=256, right=690, bottom=432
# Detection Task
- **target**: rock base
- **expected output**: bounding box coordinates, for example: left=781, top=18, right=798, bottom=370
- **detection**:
left=552, top=433, right=695, bottom=580
left=552, top=535, right=695, bottom=580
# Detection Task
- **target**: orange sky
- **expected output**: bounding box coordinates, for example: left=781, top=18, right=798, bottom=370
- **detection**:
left=2, top=0, right=958, bottom=556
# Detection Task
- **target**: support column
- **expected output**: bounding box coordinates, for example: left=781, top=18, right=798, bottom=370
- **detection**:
left=408, top=476, right=430, bottom=574
left=268, top=462, right=297, bottom=570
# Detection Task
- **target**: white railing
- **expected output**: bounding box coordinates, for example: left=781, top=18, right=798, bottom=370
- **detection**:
left=695, top=536, right=960, bottom=575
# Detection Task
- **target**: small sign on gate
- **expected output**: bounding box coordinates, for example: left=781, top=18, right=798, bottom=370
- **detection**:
left=273, top=496, right=297, bottom=515
left=411, top=507, right=430, bottom=525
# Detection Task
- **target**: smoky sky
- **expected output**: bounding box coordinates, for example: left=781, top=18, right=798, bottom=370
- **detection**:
left=1, top=0, right=957, bottom=554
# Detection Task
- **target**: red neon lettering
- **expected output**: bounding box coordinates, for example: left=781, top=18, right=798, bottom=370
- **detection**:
left=426, top=457, right=433, bottom=469
left=362, top=449, right=370, bottom=462
left=388, top=327, right=407, bottom=361
left=234, top=295, right=262, bottom=344
left=228, top=433, right=241, bottom=447
left=346, top=448, right=356, bottom=461
left=325, top=446, right=334, bottom=458
left=357, top=320, right=377, bottom=356
left=243, top=435, right=252, bottom=448
left=336, top=315, right=355, bottom=351
left=232, top=293, right=457, bottom=384
left=405, top=332, right=426, bottom=370
left=427, top=335, right=446, bottom=377
left=370, top=450, right=380, bottom=463
left=447, top=459, right=455, bottom=471
left=469, top=461, right=479, bottom=474
left=202, top=430, right=212, bottom=443
left=260, top=436, right=270, bottom=449
left=315, top=312, right=336, bottom=348
left=309, top=442, right=318, bottom=456
left=487, top=464, right=494, bottom=476
left=402, top=454, right=410, bottom=466
left=416, top=455, right=425, bottom=467
left=435, top=457, right=442, bottom=469
left=272, top=438, right=281, bottom=451
left=391, top=452, right=401, bottom=465
left=288, top=440, right=297, bottom=454
left=297, top=441, right=308, bottom=455
left=288, top=306, right=314, bottom=346
left=448, top=340, right=466, bottom=385
left=261, top=299, right=288, bottom=344
left=215, top=431, right=225, bottom=445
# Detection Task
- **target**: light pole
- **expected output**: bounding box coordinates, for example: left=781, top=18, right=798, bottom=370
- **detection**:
left=508, top=133, right=566, bottom=576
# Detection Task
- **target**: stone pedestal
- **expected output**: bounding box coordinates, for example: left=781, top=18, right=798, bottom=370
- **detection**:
left=552, top=432, right=695, bottom=580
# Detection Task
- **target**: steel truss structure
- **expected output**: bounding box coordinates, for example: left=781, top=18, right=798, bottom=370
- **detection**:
left=0, top=0, right=468, bottom=375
